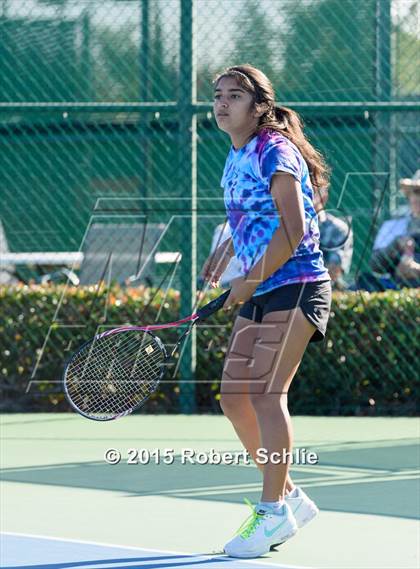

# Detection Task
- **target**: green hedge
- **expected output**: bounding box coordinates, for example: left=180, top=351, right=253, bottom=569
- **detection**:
left=0, top=284, right=418, bottom=416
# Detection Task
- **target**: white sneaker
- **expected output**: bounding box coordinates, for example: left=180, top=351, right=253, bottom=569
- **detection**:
left=285, top=486, right=319, bottom=528
left=269, top=487, right=320, bottom=551
left=224, top=499, right=298, bottom=559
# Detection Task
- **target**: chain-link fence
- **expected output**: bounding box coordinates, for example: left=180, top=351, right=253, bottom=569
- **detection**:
left=0, top=0, right=419, bottom=414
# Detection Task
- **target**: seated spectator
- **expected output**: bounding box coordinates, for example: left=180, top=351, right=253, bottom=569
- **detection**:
left=369, top=171, right=420, bottom=289
left=313, top=187, right=354, bottom=290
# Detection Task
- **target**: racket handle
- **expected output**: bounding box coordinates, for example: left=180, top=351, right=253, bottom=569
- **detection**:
left=195, top=289, right=231, bottom=320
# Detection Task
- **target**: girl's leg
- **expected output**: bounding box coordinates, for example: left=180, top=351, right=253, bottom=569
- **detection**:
left=248, top=307, right=316, bottom=501
left=220, top=315, right=297, bottom=493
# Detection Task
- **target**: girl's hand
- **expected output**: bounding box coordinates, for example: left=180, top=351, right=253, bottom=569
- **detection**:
left=200, top=242, right=232, bottom=287
left=223, top=276, right=258, bottom=310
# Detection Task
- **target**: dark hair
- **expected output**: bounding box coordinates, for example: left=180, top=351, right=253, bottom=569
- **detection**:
left=213, top=64, right=331, bottom=198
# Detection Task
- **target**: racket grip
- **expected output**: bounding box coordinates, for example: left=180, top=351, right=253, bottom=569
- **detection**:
left=196, top=289, right=231, bottom=320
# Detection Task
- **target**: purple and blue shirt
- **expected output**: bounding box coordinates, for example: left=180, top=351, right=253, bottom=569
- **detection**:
left=221, top=129, right=330, bottom=295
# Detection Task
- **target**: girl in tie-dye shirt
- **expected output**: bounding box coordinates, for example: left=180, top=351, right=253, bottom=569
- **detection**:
left=200, top=64, right=333, bottom=559
left=221, top=128, right=330, bottom=293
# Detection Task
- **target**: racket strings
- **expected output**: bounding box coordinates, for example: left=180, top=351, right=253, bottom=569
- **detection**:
left=74, top=330, right=160, bottom=382
left=68, top=347, right=162, bottom=415
left=65, top=331, right=165, bottom=419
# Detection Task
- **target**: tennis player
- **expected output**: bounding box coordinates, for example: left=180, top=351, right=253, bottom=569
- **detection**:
left=201, top=64, right=332, bottom=558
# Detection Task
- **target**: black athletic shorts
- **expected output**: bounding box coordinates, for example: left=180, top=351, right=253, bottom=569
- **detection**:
left=238, top=279, right=332, bottom=343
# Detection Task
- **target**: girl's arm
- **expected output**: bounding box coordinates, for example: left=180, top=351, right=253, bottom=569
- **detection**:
left=200, top=234, right=235, bottom=285
left=216, top=235, right=235, bottom=257
left=246, top=173, right=305, bottom=287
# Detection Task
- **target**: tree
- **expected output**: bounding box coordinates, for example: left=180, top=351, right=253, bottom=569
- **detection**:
left=393, top=1, right=420, bottom=97
left=279, top=0, right=377, bottom=101
left=229, top=0, right=278, bottom=84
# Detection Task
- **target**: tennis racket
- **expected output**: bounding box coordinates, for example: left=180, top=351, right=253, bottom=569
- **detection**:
left=63, top=289, right=230, bottom=421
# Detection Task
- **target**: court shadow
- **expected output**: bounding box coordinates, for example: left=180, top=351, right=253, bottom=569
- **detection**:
left=2, top=555, right=235, bottom=569
left=1, top=440, right=418, bottom=519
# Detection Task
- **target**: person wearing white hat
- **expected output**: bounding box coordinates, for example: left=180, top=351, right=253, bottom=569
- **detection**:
left=370, top=171, right=420, bottom=288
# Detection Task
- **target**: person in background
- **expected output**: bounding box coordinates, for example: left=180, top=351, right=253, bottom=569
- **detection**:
left=369, top=171, right=420, bottom=289
left=313, top=187, right=353, bottom=290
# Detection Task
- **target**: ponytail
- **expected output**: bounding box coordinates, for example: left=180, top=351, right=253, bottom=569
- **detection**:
left=255, top=105, right=331, bottom=197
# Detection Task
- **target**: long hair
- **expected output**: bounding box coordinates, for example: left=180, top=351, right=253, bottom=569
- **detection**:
left=213, top=64, right=331, bottom=199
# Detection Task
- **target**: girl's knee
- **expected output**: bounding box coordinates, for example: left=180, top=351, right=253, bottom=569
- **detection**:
left=219, top=393, right=253, bottom=421
left=250, top=391, right=288, bottom=413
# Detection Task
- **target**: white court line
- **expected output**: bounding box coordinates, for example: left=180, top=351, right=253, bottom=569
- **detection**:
left=0, top=459, right=393, bottom=476
left=1, top=532, right=313, bottom=569
left=298, top=472, right=420, bottom=489
left=149, top=476, right=368, bottom=497
left=127, top=474, right=343, bottom=497
left=127, top=463, right=409, bottom=496
left=152, top=474, right=419, bottom=498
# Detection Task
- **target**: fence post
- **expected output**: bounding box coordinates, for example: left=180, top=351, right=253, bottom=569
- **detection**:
left=139, top=0, right=150, bottom=204
left=178, top=0, right=197, bottom=413
left=374, top=0, right=392, bottom=219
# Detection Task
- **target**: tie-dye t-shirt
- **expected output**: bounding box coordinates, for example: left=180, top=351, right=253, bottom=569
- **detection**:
left=221, top=129, right=330, bottom=295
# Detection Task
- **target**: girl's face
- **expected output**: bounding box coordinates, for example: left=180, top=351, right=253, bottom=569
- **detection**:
left=213, top=76, right=257, bottom=134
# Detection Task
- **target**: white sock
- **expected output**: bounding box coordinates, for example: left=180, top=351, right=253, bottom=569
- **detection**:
left=287, top=487, right=299, bottom=498
left=257, top=500, right=284, bottom=513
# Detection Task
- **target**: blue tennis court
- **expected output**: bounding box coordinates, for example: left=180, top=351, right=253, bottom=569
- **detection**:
left=2, top=533, right=292, bottom=569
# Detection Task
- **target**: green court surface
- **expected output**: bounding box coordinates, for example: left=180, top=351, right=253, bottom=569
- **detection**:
left=1, top=414, right=419, bottom=568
